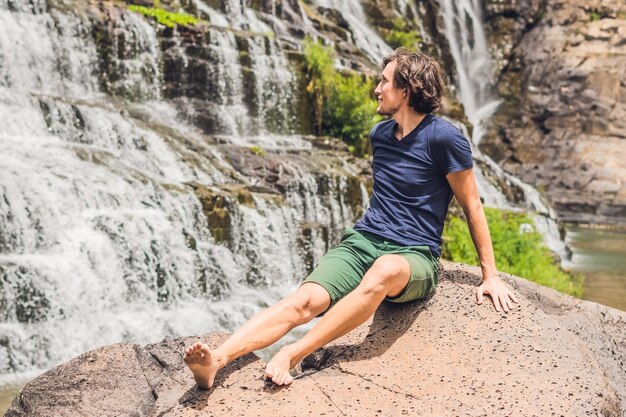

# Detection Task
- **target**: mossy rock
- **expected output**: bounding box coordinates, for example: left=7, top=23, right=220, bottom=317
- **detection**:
left=188, top=183, right=238, bottom=246
left=188, top=182, right=279, bottom=246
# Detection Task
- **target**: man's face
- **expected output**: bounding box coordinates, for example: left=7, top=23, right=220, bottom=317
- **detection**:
left=374, top=60, right=406, bottom=116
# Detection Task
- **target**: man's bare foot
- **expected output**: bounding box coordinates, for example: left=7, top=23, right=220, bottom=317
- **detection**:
left=265, top=346, right=298, bottom=386
left=183, top=342, right=220, bottom=389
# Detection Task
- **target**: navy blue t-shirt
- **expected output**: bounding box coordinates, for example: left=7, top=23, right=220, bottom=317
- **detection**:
left=353, top=115, right=473, bottom=257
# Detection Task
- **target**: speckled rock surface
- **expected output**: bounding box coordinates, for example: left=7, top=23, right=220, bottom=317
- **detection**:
left=6, top=263, right=623, bottom=416
left=311, top=263, right=622, bottom=416
left=503, top=265, right=626, bottom=416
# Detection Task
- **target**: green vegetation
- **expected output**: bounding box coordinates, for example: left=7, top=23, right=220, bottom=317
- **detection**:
left=586, top=7, right=612, bottom=22
left=249, top=146, right=265, bottom=156
left=536, top=183, right=546, bottom=195
left=589, top=11, right=601, bottom=22
left=384, top=18, right=421, bottom=51
left=303, top=37, right=382, bottom=156
left=127, top=5, right=200, bottom=28
left=303, top=38, right=335, bottom=136
left=442, top=207, right=583, bottom=297
left=536, top=9, right=545, bottom=21
left=323, top=70, right=381, bottom=155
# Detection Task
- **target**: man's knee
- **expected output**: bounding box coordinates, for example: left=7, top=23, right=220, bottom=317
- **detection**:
left=359, top=255, right=410, bottom=295
left=281, top=284, right=330, bottom=325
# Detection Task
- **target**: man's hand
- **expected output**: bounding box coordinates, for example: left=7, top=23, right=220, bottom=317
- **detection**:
left=446, top=169, right=519, bottom=313
left=476, top=276, right=518, bottom=312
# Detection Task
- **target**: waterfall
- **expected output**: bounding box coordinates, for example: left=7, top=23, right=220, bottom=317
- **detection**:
left=310, top=0, right=392, bottom=64
left=436, top=0, right=566, bottom=257
left=0, top=0, right=367, bottom=381
left=438, top=0, right=496, bottom=141
left=191, top=0, right=298, bottom=135
left=0, top=0, right=98, bottom=97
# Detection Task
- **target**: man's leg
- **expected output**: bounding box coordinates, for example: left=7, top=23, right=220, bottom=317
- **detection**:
left=184, top=282, right=330, bottom=388
left=265, top=254, right=410, bottom=385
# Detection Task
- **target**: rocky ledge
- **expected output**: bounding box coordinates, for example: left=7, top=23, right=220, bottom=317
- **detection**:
left=6, top=262, right=625, bottom=416
left=481, top=0, right=626, bottom=226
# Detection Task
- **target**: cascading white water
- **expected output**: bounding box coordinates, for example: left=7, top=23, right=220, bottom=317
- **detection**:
left=194, top=0, right=298, bottom=135
left=310, top=0, right=392, bottom=64
left=437, top=0, right=566, bottom=257
left=438, top=0, right=496, bottom=141
left=437, top=0, right=507, bottom=205
left=108, top=11, right=164, bottom=101
left=0, top=0, right=366, bottom=383
left=0, top=0, right=98, bottom=97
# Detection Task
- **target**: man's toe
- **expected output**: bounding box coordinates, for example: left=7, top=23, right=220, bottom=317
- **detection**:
left=273, top=372, right=284, bottom=385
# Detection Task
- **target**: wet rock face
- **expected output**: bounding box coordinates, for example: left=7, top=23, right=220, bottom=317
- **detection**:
left=0, top=265, right=50, bottom=324
left=6, top=263, right=624, bottom=416
left=481, top=0, right=626, bottom=225
left=86, top=0, right=470, bottom=137
left=483, top=0, right=545, bottom=76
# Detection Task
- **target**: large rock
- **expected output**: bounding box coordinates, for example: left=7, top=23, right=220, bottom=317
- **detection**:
left=505, top=266, right=626, bottom=414
left=6, top=262, right=624, bottom=416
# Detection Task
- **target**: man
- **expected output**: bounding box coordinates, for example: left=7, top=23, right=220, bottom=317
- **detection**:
left=183, top=48, right=517, bottom=388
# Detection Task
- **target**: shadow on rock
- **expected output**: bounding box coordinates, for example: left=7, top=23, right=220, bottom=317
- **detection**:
left=439, top=264, right=483, bottom=287
left=302, top=295, right=433, bottom=373
left=300, top=266, right=484, bottom=375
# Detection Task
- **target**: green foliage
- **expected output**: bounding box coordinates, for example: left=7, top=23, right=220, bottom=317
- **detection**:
left=535, top=5, right=546, bottom=21
left=586, top=7, right=611, bottom=22
left=384, top=18, right=421, bottom=51
left=589, top=11, right=601, bottom=21
left=128, top=5, right=200, bottom=28
left=303, top=37, right=336, bottom=135
left=442, top=208, right=584, bottom=297
left=249, top=145, right=265, bottom=156
left=323, top=72, right=381, bottom=155
left=303, top=37, right=381, bottom=156
left=536, top=183, right=546, bottom=194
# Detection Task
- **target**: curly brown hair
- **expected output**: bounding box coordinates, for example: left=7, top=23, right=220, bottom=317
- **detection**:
left=382, top=48, right=446, bottom=114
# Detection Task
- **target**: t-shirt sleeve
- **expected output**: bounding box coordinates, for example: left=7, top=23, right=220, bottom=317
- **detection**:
left=369, top=122, right=383, bottom=144
left=430, top=124, right=473, bottom=175
left=368, top=121, right=384, bottom=155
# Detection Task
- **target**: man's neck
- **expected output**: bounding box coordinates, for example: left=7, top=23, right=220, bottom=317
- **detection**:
left=393, top=108, right=427, bottom=140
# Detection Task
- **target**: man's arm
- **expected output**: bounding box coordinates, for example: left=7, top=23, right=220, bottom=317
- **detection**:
left=446, top=168, right=518, bottom=312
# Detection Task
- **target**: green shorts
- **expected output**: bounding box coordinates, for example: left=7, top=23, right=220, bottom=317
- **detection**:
left=303, top=227, right=439, bottom=306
